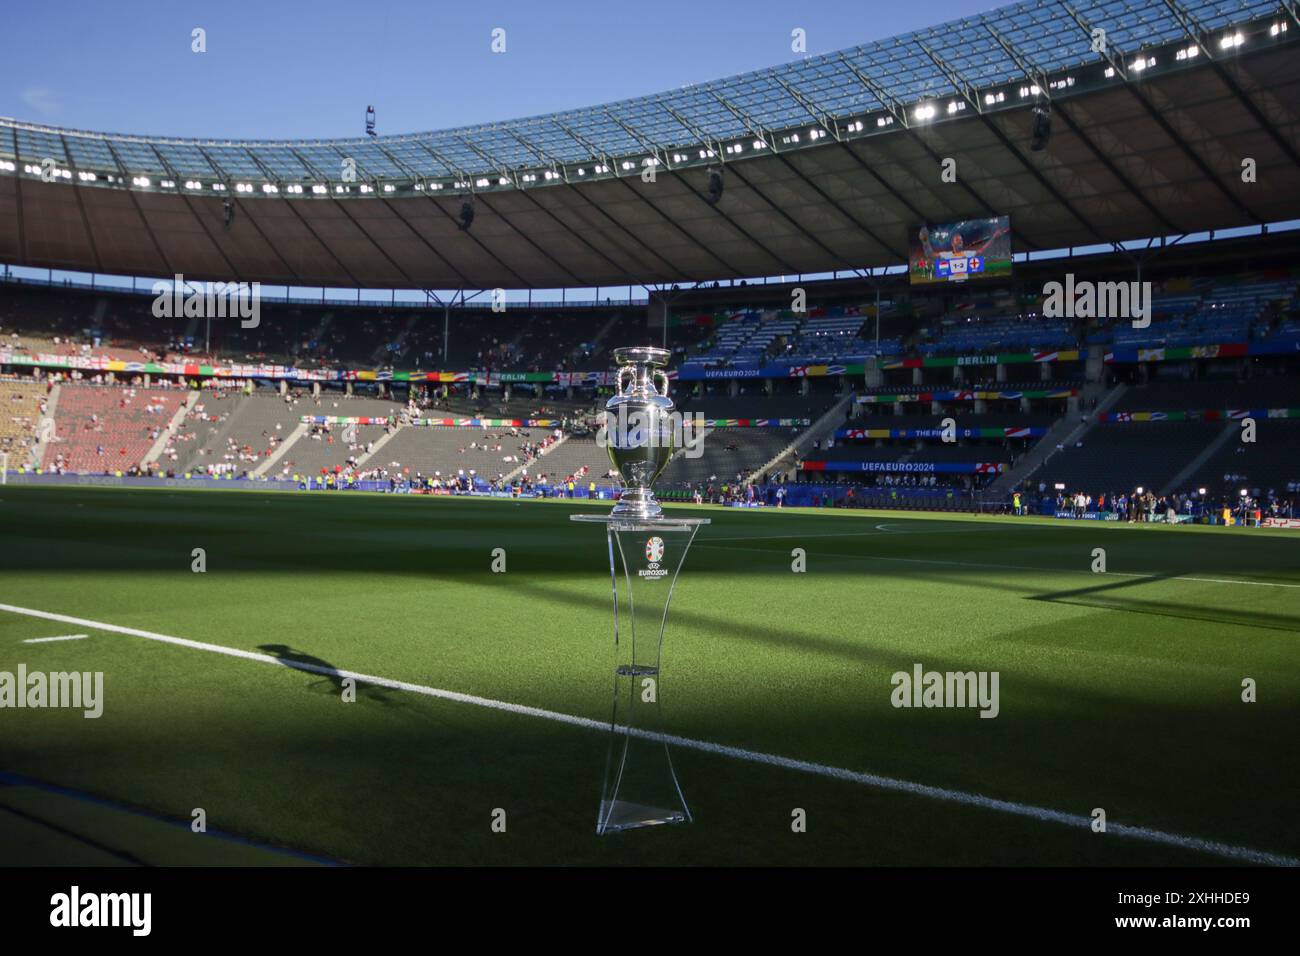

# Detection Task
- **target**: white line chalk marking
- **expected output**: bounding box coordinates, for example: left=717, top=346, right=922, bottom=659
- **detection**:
left=0, top=601, right=1293, bottom=866
left=21, top=634, right=89, bottom=644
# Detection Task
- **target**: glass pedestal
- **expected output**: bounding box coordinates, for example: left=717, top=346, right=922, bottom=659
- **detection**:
left=571, top=514, right=709, bottom=835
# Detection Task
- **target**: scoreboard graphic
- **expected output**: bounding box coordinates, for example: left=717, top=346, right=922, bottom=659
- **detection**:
left=936, top=255, right=984, bottom=279
left=910, top=216, right=1012, bottom=285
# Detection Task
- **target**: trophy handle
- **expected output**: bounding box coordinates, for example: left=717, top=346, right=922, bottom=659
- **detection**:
left=652, top=370, right=669, bottom=397
left=617, top=366, right=637, bottom=395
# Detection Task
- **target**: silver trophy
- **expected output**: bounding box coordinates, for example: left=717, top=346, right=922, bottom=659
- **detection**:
left=605, top=346, right=674, bottom=519
left=573, top=346, right=708, bottom=834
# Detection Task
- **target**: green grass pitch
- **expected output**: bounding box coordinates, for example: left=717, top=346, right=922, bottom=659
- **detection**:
left=1, top=485, right=1296, bottom=866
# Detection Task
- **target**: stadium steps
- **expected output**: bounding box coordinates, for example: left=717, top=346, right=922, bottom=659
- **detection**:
left=987, top=382, right=1127, bottom=496
left=654, top=427, right=718, bottom=484
left=251, top=422, right=307, bottom=477
left=369, top=315, right=410, bottom=365
left=748, top=393, right=852, bottom=484
left=586, top=312, right=625, bottom=362
left=350, top=424, right=401, bottom=470
left=142, top=390, right=199, bottom=466
left=495, top=432, right=568, bottom=484
left=30, top=383, right=60, bottom=469
left=1159, top=422, right=1237, bottom=497
left=177, top=392, right=251, bottom=473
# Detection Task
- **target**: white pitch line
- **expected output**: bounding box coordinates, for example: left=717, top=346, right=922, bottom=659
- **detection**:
left=21, top=634, right=89, bottom=644
left=0, top=600, right=1294, bottom=866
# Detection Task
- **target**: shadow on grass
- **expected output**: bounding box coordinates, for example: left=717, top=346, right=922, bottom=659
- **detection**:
left=258, top=644, right=402, bottom=706
left=1025, top=574, right=1300, bottom=633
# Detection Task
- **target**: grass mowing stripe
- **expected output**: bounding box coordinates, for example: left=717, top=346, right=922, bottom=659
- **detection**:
left=2, top=600, right=1294, bottom=867
left=0, top=771, right=338, bottom=865
left=696, top=543, right=1300, bottom=587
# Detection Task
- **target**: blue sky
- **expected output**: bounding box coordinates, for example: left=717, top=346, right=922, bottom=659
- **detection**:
left=0, top=0, right=1004, bottom=140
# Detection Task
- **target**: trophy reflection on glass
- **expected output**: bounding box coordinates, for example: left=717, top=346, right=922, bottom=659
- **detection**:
left=572, top=347, right=708, bottom=834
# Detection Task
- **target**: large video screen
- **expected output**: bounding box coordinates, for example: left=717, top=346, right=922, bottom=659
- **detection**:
left=909, top=216, right=1012, bottom=285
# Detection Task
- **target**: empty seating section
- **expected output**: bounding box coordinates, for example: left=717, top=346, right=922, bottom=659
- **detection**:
left=266, top=395, right=400, bottom=476
left=691, top=311, right=780, bottom=366
left=1, top=282, right=656, bottom=374
left=1184, top=419, right=1300, bottom=496
left=1104, top=279, right=1296, bottom=348
left=685, top=307, right=889, bottom=368
left=509, top=313, right=606, bottom=370
left=1039, top=421, right=1225, bottom=493
left=661, top=428, right=794, bottom=485
left=163, top=389, right=245, bottom=472
left=283, top=425, right=388, bottom=477
left=1087, top=293, right=1200, bottom=346
left=920, top=314, right=1074, bottom=355
left=523, top=436, right=618, bottom=485
left=43, top=385, right=186, bottom=473
left=821, top=443, right=1013, bottom=464
left=426, top=395, right=593, bottom=421
left=860, top=377, right=1083, bottom=396
left=187, top=394, right=307, bottom=473
left=1112, top=376, right=1300, bottom=412
left=678, top=395, right=828, bottom=420
left=0, top=378, right=46, bottom=462
left=847, top=412, right=1058, bottom=429
left=369, top=426, right=524, bottom=480
left=783, top=313, right=872, bottom=363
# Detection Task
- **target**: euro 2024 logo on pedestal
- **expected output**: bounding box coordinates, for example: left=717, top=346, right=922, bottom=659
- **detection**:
left=640, top=536, right=668, bottom=580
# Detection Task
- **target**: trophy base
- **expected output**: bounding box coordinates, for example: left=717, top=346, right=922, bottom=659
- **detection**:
left=572, top=511, right=709, bottom=838
left=598, top=799, right=689, bottom=835
left=608, top=488, right=663, bottom=520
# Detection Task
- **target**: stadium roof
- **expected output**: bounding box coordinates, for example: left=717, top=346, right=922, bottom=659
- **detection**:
left=1, top=0, right=1298, bottom=289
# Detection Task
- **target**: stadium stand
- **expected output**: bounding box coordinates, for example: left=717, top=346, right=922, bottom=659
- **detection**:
left=919, top=313, right=1076, bottom=355
left=367, top=424, right=553, bottom=483
left=0, top=377, right=46, bottom=463
left=43, top=385, right=187, bottom=473
left=678, top=394, right=830, bottom=421
left=1183, top=419, right=1300, bottom=499
left=819, top=443, right=1014, bottom=464
left=1109, top=375, right=1300, bottom=412
left=520, top=435, right=619, bottom=487
left=1039, top=421, right=1227, bottom=494
left=662, top=428, right=796, bottom=486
